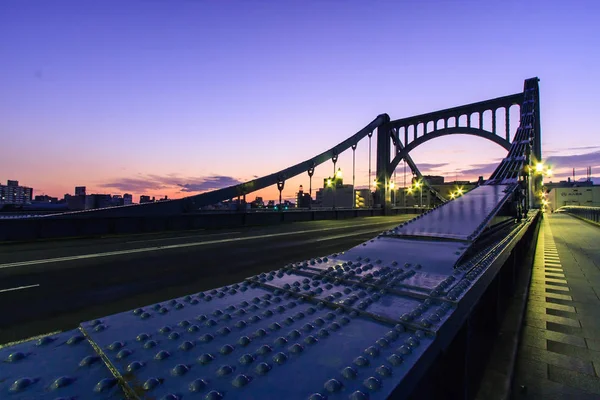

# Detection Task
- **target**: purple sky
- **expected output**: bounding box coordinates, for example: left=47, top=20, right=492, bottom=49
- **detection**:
left=2, top=0, right=599, bottom=202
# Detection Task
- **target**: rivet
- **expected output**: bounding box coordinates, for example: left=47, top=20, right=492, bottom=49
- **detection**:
left=324, top=378, right=343, bottom=392
left=235, top=320, right=247, bottom=329
left=288, top=329, right=301, bottom=339
left=159, top=326, right=172, bottom=334
left=256, top=344, right=273, bottom=355
left=51, top=376, right=75, bottom=390
left=342, top=366, right=358, bottom=379
left=220, top=344, right=235, bottom=355
left=159, top=307, right=169, bottom=314
left=161, top=394, right=180, bottom=400
left=232, top=374, right=251, bottom=388
left=154, top=350, right=170, bottom=360
left=117, top=349, right=133, bottom=359
left=94, top=378, right=117, bottom=393
left=37, top=336, right=55, bottom=346
left=364, top=346, right=380, bottom=357
left=198, top=353, right=214, bottom=364
left=140, top=312, right=151, bottom=319
left=239, top=353, right=255, bottom=365
left=171, top=364, right=190, bottom=376
left=387, top=353, right=403, bottom=366
left=79, top=355, right=100, bottom=366
left=6, top=352, right=27, bottom=362
left=349, top=390, right=369, bottom=400
left=205, top=319, right=217, bottom=327
left=217, top=327, right=231, bottom=336
left=289, top=343, right=304, bottom=354
left=9, top=377, right=36, bottom=392
left=205, top=390, right=224, bottom=400
left=376, top=365, right=392, bottom=377
left=318, top=329, right=329, bottom=337
left=188, top=378, right=208, bottom=392
left=143, top=377, right=161, bottom=391
left=273, top=352, right=288, bottom=364
left=254, top=328, right=268, bottom=338
left=353, top=356, right=369, bottom=367
left=363, top=376, right=382, bottom=391
left=274, top=336, right=288, bottom=346
left=67, top=335, right=84, bottom=345
left=126, top=360, right=145, bottom=372
left=143, top=340, right=157, bottom=349
left=309, top=393, right=327, bottom=400
left=398, top=345, right=412, bottom=355
left=200, top=334, right=214, bottom=342
left=169, top=332, right=180, bottom=340
left=188, top=325, right=200, bottom=333
left=255, top=362, right=271, bottom=375
left=217, top=365, right=235, bottom=376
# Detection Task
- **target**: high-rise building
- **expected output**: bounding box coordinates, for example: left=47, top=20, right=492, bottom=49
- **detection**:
left=75, top=186, right=86, bottom=196
left=296, top=185, right=312, bottom=208
left=140, top=195, right=152, bottom=203
left=0, top=180, right=33, bottom=205
left=123, top=193, right=133, bottom=205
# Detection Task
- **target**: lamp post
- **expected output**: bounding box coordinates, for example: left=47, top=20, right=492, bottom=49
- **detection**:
left=414, top=180, right=422, bottom=208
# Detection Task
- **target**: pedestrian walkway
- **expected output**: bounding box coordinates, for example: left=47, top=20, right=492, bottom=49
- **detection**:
left=512, top=213, right=600, bottom=399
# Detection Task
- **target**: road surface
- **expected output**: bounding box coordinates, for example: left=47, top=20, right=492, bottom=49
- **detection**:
left=0, top=215, right=410, bottom=344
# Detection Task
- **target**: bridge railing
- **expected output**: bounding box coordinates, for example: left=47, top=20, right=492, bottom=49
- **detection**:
left=556, top=205, right=600, bottom=225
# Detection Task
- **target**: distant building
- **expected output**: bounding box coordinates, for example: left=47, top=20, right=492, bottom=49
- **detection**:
left=140, top=195, right=153, bottom=204
left=0, top=180, right=33, bottom=205
left=296, top=185, right=312, bottom=208
left=123, top=193, right=133, bottom=205
left=33, top=195, right=59, bottom=203
left=423, top=175, right=445, bottom=185
left=75, top=186, right=86, bottom=196
left=545, top=179, right=599, bottom=210
left=251, top=196, right=264, bottom=208
left=111, top=195, right=124, bottom=207
left=315, top=172, right=353, bottom=208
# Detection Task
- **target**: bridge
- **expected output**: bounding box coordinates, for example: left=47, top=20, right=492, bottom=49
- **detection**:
left=2, top=78, right=599, bottom=399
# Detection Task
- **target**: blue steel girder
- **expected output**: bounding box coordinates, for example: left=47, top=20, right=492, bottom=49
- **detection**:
left=393, top=138, right=447, bottom=203
left=50, top=115, right=389, bottom=217
left=389, top=127, right=512, bottom=175
left=386, top=93, right=523, bottom=140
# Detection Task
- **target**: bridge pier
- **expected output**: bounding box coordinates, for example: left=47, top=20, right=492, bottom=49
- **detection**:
left=376, top=113, right=392, bottom=213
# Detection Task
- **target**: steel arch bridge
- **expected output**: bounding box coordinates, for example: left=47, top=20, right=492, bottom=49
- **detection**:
left=54, top=79, right=540, bottom=218
left=1, top=78, right=544, bottom=400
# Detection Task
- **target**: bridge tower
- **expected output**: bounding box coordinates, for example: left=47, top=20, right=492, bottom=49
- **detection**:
left=529, top=77, right=543, bottom=208
left=375, top=114, right=392, bottom=213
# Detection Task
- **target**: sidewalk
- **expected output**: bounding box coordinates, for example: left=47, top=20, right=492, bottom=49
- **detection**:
left=512, top=213, right=600, bottom=399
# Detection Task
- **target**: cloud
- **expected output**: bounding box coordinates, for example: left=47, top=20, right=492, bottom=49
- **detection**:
left=100, top=174, right=242, bottom=194
left=416, top=162, right=449, bottom=170
left=458, top=162, right=499, bottom=177
left=179, top=176, right=242, bottom=192
left=546, top=151, right=600, bottom=168
left=100, top=177, right=170, bottom=192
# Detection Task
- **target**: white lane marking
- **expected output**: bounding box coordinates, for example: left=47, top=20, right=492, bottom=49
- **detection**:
left=126, top=231, right=242, bottom=244
left=0, top=284, right=40, bottom=293
left=0, top=219, right=408, bottom=270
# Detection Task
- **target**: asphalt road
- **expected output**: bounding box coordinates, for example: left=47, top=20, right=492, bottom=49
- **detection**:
left=0, top=215, right=411, bottom=345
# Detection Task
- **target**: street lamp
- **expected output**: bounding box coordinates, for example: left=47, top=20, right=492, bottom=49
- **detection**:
left=535, top=163, right=544, bottom=173
left=414, top=180, right=422, bottom=207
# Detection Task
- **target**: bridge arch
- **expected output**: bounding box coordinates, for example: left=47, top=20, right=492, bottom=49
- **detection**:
left=388, top=127, right=511, bottom=175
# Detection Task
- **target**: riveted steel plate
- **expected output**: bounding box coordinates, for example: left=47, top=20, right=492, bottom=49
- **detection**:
left=0, top=330, right=121, bottom=399
left=342, top=237, right=468, bottom=272
left=384, top=185, right=514, bottom=241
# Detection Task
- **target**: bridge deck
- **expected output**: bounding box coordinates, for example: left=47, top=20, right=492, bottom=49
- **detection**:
left=513, top=213, right=600, bottom=399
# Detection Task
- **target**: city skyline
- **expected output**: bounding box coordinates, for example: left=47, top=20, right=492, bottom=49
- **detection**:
left=2, top=1, right=600, bottom=203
